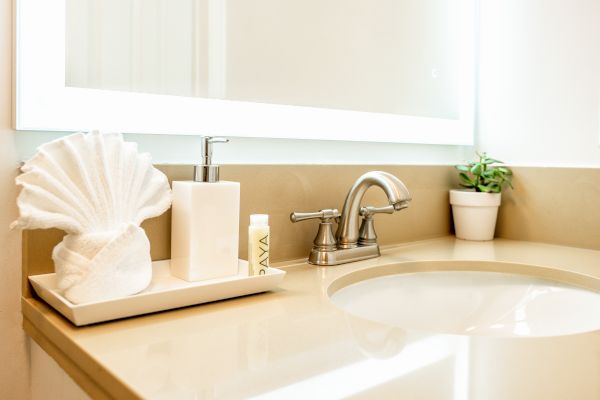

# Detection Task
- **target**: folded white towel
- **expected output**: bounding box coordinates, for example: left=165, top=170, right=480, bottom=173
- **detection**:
left=12, top=132, right=171, bottom=304
left=52, top=224, right=153, bottom=304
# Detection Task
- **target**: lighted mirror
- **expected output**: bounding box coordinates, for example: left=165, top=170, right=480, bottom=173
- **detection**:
left=16, top=0, right=476, bottom=144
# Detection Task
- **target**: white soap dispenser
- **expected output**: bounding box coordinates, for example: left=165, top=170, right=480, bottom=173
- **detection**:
left=170, top=137, right=240, bottom=281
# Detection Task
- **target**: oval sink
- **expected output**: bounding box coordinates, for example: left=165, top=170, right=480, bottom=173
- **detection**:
left=329, top=262, right=600, bottom=337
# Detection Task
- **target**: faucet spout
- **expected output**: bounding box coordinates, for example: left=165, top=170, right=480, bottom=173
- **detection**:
left=336, top=171, right=411, bottom=249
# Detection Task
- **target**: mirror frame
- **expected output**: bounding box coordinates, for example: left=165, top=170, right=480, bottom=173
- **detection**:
left=15, top=0, right=476, bottom=145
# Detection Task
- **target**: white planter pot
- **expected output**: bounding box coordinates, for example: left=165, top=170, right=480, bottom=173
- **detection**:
left=450, top=190, right=501, bottom=241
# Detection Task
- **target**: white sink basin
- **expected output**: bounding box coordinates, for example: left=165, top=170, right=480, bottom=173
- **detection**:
left=329, top=264, right=600, bottom=337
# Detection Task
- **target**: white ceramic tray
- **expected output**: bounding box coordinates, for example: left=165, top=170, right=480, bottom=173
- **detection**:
left=29, top=260, right=286, bottom=326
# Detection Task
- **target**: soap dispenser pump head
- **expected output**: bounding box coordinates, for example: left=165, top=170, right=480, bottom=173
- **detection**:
left=194, top=136, right=229, bottom=182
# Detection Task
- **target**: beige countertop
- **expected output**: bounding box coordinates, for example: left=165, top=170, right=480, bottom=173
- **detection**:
left=22, top=237, right=600, bottom=399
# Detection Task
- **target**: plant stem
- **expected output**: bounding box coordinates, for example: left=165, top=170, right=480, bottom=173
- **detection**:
left=481, top=153, right=486, bottom=188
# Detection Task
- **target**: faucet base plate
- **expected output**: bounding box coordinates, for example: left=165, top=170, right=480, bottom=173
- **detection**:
left=308, top=244, right=380, bottom=266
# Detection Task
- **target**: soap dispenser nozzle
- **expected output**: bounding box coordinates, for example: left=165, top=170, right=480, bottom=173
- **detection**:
left=194, top=137, right=229, bottom=183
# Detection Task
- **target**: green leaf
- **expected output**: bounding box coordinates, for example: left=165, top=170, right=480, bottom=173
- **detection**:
left=481, top=170, right=495, bottom=179
left=455, top=165, right=470, bottom=172
left=470, top=164, right=482, bottom=176
left=477, top=184, right=490, bottom=192
left=459, top=173, right=475, bottom=187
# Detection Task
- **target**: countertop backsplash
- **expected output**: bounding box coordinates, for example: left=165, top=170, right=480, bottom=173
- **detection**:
left=21, top=164, right=600, bottom=296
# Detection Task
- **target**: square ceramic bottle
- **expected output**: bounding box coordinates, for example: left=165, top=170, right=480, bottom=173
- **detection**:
left=171, top=137, right=240, bottom=281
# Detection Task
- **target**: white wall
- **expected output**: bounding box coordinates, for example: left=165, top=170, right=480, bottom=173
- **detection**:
left=478, top=0, right=600, bottom=167
left=0, top=0, right=30, bottom=398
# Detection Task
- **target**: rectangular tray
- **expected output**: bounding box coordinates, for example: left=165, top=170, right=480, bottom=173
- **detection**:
left=29, top=260, right=286, bottom=326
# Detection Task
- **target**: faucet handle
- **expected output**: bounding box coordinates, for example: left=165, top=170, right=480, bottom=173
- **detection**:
left=358, top=205, right=395, bottom=246
left=290, top=209, right=340, bottom=223
left=359, top=205, right=395, bottom=218
left=290, top=209, right=339, bottom=252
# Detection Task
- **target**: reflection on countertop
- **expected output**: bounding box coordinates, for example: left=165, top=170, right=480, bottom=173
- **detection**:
left=22, top=237, right=600, bottom=400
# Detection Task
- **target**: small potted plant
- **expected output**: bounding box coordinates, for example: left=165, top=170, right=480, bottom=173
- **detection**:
left=450, top=153, right=513, bottom=241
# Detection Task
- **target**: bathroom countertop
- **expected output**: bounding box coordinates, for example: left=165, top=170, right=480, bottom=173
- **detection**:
left=22, top=237, right=600, bottom=399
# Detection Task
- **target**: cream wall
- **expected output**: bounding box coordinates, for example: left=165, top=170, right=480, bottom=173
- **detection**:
left=30, top=341, right=88, bottom=400
left=1, top=3, right=84, bottom=398
left=0, top=0, right=30, bottom=398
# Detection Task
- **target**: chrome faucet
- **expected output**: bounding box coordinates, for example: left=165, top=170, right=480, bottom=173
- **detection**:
left=290, top=171, right=411, bottom=266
